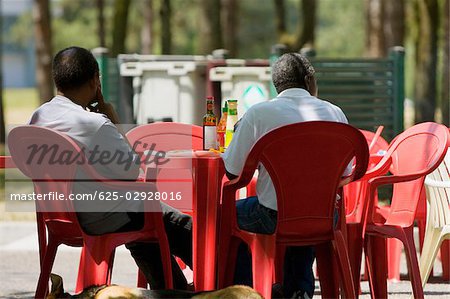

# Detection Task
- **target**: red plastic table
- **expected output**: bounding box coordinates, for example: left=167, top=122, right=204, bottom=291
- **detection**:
left=147, top=151, right=225, bottom=291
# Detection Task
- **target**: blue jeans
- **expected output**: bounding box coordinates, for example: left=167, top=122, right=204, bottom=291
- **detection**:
left=234, top=196, right=315, bottom=298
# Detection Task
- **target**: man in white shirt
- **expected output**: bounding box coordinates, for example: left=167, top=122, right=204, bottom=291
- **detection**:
left=29, top=47, right=192, bottom=290
left=222, top=53, right=349, bottom=298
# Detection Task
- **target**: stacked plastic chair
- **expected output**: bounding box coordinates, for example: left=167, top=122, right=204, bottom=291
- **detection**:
left=217, top=121, right=369, bottom=299
left=8, top=126, right=173, bottom=298
left=420, top=150, right=450, bottom=285
left=360, top=122, right=450, bottom=299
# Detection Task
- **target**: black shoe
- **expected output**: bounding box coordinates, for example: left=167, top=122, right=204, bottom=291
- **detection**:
left=271, top=283, right=284, bottom=299
left=290, top=290, right=312, bottom=299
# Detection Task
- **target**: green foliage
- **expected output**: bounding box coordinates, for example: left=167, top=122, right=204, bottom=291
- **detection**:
left=6, top=0, right=367, bottom=58
left=5, top=12, right=32, bottom=48
left=52, top=0, right=112, bottom=52
left=238, top=0, right=277, bottom=58
left=316, top=0, right=365, bottom=57
left=3, top=0, right=442, bottom=71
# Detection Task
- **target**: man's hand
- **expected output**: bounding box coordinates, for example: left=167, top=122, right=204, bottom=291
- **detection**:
left=92, top=86, right=120, bottom=124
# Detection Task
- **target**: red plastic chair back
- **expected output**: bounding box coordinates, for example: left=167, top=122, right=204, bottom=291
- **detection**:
left=8, top=125, right=172, bottom=296
left=385, top=123, right=449, bottom=227
left=126, top=122, right=203, bottom=212
left=126, top=122, right=203, bottom=153
left=345, top=127, right=389, bottom=219
left=8, top=126, right=84, bottom=241
left=239, top=121, right=369, bottom=239
left=360, top=126, right=389, bottom=155
left=218, top=121, right=369, bottom=298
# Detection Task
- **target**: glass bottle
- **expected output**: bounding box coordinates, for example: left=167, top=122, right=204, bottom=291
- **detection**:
left=225, top=99, right=238, bottom=149
left=217, top=101, right=228, bottom=153
left=203, top=96, right=218, bottom=150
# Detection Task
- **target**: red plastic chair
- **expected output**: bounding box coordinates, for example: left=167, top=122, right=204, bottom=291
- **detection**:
left=217, top=121, right=369, bottom=299
left=126, top=122, right=201, bottom=287
left=345, top=126, right=388, bottom=221
left=360, top=122, right=450, bottom=299
left=8, top=126, right=173, bottom=298
left=126, top=122, right=203, bottom=160
left=344, top=126, right=389, bottom=293
left=126, top=122, right=203, bottom=212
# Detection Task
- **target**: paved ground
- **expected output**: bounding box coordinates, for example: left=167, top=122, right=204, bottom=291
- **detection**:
left=0, top=222, right=448, bottom=298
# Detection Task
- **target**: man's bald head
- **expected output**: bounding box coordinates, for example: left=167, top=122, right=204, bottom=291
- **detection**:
left=52, top=46, right=99, bottom=92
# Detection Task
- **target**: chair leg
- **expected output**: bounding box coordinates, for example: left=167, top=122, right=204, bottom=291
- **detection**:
left=251, top=237, right=275, bottom=299
left=217, top=236, right=241, bottom=288
left=346, top=223, right=363, bottom=296
left=274, top=244, right=286, bottom=283
left=417, top=218, right=430, bottom=277
left=441, top=240, right=450, bottom=281
left=364, top=235, right=388, bottom=299
left=158, top=240, right=174, bottom=289
left=137, top=269, right=147, bottom=288
left=77, top=247, right=116, bottom=292
left=76, top=247, right=86, bottom=293
left=403, top=230, right=424, bottom=299
left=35, top=241, right=59, bottom=299
left=419, top=228, right=442, bottom=286
left=333, top=231, right=356, bottom=299
left=316, top=242, right=339, bottom=298
left=107, top=248, right=116, bottom=285
left=81, top=243, right=115, bottom=289
left=387, top=237, right=402, bottom=282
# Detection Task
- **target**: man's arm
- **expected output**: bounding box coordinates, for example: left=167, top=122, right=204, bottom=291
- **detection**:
left=93, top=86, right=120, bottom=125
left=226, top=170, right=238, bottom=180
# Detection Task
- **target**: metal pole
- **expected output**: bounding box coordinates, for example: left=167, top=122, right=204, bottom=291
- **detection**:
left=389, top=46, right=405, bottom=134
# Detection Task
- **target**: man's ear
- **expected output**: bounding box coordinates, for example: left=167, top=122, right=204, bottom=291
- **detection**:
left=305, top=75, right=318, bottom=97
left=89, top=76, right=99, bottom=89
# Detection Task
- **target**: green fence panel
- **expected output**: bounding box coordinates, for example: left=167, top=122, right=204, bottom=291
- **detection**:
left=309, top=48, right=405, bottom=141
left=93, top=48, right=120, bottom=112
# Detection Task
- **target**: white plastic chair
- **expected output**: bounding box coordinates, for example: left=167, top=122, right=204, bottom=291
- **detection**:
left=420, top=151, right=450, bottom=286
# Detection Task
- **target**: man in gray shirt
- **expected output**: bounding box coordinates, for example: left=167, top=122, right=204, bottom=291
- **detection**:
left=29, top=46, right=191, bottom=289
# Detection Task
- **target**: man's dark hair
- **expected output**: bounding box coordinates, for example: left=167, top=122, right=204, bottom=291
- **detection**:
left=272, top=53, right=315, bottom=94
left=52, top=46, right=99, bottom=92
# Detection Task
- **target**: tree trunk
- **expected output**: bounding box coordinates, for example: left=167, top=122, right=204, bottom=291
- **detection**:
left=441, top=0, right=449, bottom=126
left=222, top=0, right=238, bottom=57
left=365, top=0, right=386, bottom=57
left=274, top=0, right=286, bottom=37
left=97, top=0, right=106, bottom=48
left=199, top=0, right=223, bottom=54
left=414, top=0, right=439, bottom=123
left=384, top=0, right=405, bottom=49
left=33, top=0, right=53, bottom=104
left=273, top=0, right=316, bottom=52
left=111, top=0, right=131, bottom=57
left=160, top=0, right=172, bottom=54
left=141, top=0, right=154, bottom=54
left=295, top=0, right=316, bottom=50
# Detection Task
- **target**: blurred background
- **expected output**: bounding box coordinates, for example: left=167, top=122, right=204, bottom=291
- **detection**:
left=0, top=0, right=449, bottom=210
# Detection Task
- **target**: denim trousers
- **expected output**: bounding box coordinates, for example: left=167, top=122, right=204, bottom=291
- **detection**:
left=234, top=196, right=315, bottom=298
